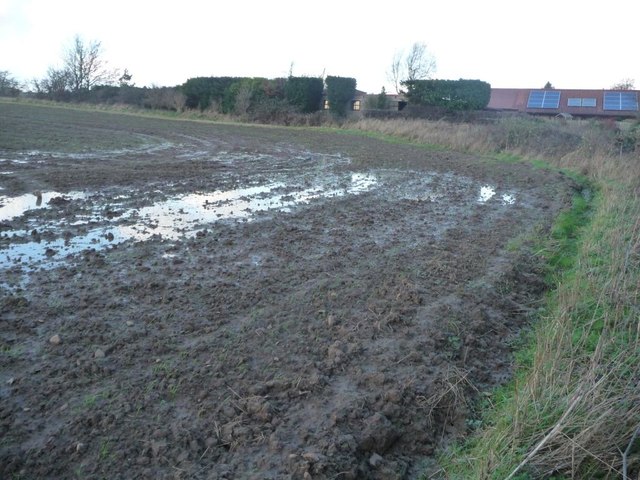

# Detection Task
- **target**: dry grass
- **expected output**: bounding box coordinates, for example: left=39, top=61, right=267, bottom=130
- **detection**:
left=347, top=115, right=640, bottom=479
left=348, top=115, right=639, bottom=167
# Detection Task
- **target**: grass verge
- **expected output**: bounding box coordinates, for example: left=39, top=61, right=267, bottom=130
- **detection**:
left=347, top=116, right=640, bottom=478
left=440, top=176, right=639, bottom=479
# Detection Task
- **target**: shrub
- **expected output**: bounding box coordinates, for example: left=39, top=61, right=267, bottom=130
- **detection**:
left=403, top=79, right=491, bottom=110
left=181, top=77, right=239, bottom=111
left=0, top=70, right=22, bottom=97
left=250, top=98, right=298, bottom=124
left=325, top=76, right=356, bottom=116
left=144, top=87, right=186, bottom=111
left=284, top=77, right=323, bottom=113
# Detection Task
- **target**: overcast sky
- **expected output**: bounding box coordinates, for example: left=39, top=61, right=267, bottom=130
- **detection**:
left=1, top=0, right=639, bottom=93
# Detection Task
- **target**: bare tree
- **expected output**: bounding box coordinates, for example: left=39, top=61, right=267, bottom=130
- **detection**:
left=64, top=35, right=117, bottom=92
left=405, top=42, right=436, bottom=83
left=145, top=86, right=186, bottom=111
left=234, top=83, right=253, bottom=115
left=34, top=67, right=70, bottom=98
left=611, top=78, right=635, bottom=90
left=118, top=69, right=133, bottom=87
left=387, top=50, right=403, bottom=94
left=0, top=70, right=22, bottom=96
left=387, top=42, right=437, bottom=93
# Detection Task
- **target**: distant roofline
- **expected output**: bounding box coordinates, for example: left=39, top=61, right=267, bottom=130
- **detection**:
left=491, top=87, right=640, bottom=92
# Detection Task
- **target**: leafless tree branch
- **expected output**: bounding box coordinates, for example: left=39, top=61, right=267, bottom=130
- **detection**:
left=64, top=35, right=117, bottom=92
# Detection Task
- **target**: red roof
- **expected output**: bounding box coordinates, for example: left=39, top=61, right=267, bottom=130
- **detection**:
left=488, top=88, right=640, bottom=117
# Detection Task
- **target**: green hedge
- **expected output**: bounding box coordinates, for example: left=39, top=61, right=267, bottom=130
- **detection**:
left=326, top=76, right=356, bottom=116
left=181, top=77, right=240, bottom=110
left=182, top=76, right=320, bottom=113
left=403, top=79, right=491, bottom=110
left=284, top=77, right=323, bottom=113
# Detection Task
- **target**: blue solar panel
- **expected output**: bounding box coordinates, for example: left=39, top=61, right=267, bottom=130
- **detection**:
left=527, top=90, right=561, bottom=109
left=567, top=97, right=597, bottom=107
left=603, top=92, right=639, bottom=111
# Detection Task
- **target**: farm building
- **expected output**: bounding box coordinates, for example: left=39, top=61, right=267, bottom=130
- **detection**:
left=323, top=91, right=407, bottom=114
left=322, top=89, right=369, bottom=112
left=488, top=88, right=639, bottom=117
left=322, top=90, right=408, bottom=114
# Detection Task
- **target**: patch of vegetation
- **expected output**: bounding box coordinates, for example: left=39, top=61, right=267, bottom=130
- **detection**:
left=0, top=344, right=24, bottom=358
left=344, top=113, right=639, bottom=478
left=381, top=117, right=639, bottom=479
left=545, top=189, right=593, bottom=275
left=403, top=79, right=491, bottom=111
left=284, top=76, right=324, bottom=113
left=325, top=76, right=356, bottom=117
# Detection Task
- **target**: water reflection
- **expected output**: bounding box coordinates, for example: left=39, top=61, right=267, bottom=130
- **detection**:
left=501, top=194, right=516, bottom=205
left=1, top=173, right=521, bottom=274
left=478, top=186, right=496, bottom=203
left=477, top=186, right=516, bottom=205
left=0, top=191, right=87, bottom=221
left=1, top=173, right=379, bottom=270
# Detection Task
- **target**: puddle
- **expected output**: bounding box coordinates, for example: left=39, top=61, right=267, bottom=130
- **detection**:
left=478, top=186, right=496, bottom=202
left=1, top=172, right=520, bottom=278
left=477, top=186, right=516, bottom=205
left=0, top=159, right=28, bottom=164
left=15, top=134, right=172, bottom=161
left=501, top=194, right=516, bottom=205
left=0, top=173, right=378, bottom=271
left=347, top=173, right=378, bottom=192
left=0, top=191, right=88, bottom=222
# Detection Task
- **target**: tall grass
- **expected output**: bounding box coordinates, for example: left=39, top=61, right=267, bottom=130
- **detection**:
left=349, top=115, right=640, bottom=478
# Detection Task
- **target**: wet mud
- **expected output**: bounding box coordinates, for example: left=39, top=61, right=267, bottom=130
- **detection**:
left=0, top=103, right=578, bottom=479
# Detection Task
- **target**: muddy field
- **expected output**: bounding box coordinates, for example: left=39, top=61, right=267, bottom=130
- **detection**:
left=0, top=102, right=578, bottom=479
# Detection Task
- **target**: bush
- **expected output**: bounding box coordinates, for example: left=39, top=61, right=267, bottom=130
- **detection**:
left=325, top=76, right=356, bottom=117
left=181, top=77, right=239, bottom=110
left=284, top=77, right=323, bottom=113
left=0, top=71, right=21, bottom=97
left=249, top=98, right=298, bottom=124
left=144, top=87, right=186, bottom=111
left=182, top=77, right=287, bottom=114
left=403, top=79, right=491, bottom=110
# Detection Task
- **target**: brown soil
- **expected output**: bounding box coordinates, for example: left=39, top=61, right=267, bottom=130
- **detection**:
left=0, top=103, right=578, bottom=479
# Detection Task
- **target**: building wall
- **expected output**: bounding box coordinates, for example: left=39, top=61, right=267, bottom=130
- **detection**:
left=488, top=88, right=639, bottom=117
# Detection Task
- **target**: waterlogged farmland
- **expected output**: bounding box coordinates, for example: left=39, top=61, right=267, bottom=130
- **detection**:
left=1, top=171, right=379, bottom=272
left=0, top=102, right=578, bottom=479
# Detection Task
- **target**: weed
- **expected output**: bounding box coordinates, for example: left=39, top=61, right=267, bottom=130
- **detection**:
left=98, top=439, right=111, bottom=460
left=0, top=344, right=23, bottom=358
left=73, top=465, right=84, bottom=479
left=168, top=383, right=179, bottom=399
left=144, top=379, right=157, bottom=394
left=82, top=392, right=106, bottom=409
left=152, top=360, right=174, bottom=376
left=446, top=335, right=462, bottom=351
